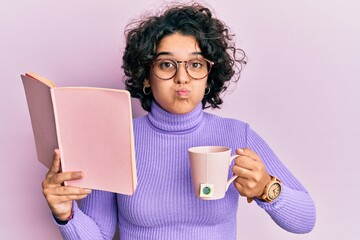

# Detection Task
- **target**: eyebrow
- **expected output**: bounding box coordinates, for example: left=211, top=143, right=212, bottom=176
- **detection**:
left=155, top=51, right=203, bottom=58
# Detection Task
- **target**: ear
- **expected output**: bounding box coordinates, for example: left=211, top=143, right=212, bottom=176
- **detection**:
left=206, top=82, right=211, bottom=89
left=144, top=79, right=151, bottom=87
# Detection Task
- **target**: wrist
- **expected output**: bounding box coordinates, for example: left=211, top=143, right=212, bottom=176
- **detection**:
left=247, top=174, right=273, bottom=203
left=55, top=211, right=73, bottom=221
left=53, top=211, right=73, bottom=225
left=256, top=174, right=272, bottom=198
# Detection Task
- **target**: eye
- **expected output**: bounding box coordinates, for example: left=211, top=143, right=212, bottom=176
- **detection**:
left=188, top=60, right=205, bottom=70
left=157, top=59, right=176, bottom=71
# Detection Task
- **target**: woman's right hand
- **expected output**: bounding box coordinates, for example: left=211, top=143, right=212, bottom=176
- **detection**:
left=42, top=149, right=92, bottom=220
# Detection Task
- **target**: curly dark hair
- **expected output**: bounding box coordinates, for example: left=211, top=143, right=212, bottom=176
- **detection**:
left=122, top=3, right=246, bottom=112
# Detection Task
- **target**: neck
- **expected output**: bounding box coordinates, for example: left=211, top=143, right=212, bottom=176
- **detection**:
left=147, top=101, right=204, bottom=134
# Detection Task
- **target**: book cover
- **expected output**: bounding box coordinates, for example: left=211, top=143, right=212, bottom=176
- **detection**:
left=22, top=73, right=137, bottom=195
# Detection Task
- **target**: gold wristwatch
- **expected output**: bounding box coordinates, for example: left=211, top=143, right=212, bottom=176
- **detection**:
left=260, top=175, right=282, bottom=202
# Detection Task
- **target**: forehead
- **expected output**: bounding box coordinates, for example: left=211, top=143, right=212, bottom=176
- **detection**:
left=156, top=33, right=201, bottom=56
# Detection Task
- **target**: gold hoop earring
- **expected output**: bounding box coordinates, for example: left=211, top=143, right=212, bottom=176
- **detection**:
left=143, top=86, right=151, bottom=95
left=204, top=87, right=210, bottom=95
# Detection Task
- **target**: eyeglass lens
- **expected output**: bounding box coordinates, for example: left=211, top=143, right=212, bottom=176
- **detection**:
left=152, top=58, right=213, bottom=80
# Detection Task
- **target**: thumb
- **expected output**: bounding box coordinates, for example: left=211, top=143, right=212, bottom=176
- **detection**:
left=49, top=149, right=61, bottom=175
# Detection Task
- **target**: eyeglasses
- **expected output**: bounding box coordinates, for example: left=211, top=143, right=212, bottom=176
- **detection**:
left=151, top=58, right=214, bottom=80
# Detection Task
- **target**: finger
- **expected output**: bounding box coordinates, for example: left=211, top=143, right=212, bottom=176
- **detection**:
left=48, top=194, right=90, bottom=203
left=234, top=176, right=249, bottom=186
left=51, top=186, right=92, bottom=196
left=232, top=165, right=252, bottom=179
left=233, top=181, right=246, bottom=197
left=234, top=178, right=257, bottom=198
left=236, top=148, right=260, bottom=161
left=234, top=155, right=256, bottom=171
left=49, top=149, right=61, bottom=175
left=49, top=171, right=84, bottom=185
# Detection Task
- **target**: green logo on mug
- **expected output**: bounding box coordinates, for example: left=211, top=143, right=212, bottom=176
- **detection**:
left=203, top=186, right=211, bottom=195
left=200, top=184, right=214, bottom=197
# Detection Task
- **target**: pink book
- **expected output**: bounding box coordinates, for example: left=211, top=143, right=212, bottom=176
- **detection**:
left=22, top=72, right=137, bottom=195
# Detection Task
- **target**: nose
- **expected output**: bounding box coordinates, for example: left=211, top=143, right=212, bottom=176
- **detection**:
left=174, top=62, right=189, bottom=84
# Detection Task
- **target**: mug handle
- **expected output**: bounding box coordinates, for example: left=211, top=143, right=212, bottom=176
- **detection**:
left=226, top=154, right=254, bottom=203
left=226, top=154, right=240, bottom=190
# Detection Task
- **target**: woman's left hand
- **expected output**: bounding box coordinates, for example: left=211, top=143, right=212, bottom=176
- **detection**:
left=232, top=148, right=271, bottom=200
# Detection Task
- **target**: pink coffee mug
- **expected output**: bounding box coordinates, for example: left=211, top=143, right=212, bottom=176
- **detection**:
left=188, top=146, right=239, bottom=200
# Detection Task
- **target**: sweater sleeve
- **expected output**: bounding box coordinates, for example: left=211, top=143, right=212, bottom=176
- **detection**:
left=55, top=190, right=118, bottom=239
left=245, top=124, right=316, bottom=233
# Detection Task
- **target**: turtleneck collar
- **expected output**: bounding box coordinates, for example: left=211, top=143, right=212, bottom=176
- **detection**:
left=147, top=101, right=204, bottom=134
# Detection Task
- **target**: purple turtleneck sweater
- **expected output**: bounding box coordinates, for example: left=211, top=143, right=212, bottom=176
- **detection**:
left=57, top=102, right=316, bottom=239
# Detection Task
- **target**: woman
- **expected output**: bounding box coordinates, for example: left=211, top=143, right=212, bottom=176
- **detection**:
left=42, top=3, right=316, bottom=239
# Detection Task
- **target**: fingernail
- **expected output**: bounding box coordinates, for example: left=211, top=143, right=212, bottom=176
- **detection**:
left=84, top=189, right=92, bottom=194
left=76, top=172, right=83, bottom=178
left=238, top=148, right=244, bottom=153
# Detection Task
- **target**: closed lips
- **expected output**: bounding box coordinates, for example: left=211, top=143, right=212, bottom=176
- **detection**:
left=177, top=88, right=190, bottom=96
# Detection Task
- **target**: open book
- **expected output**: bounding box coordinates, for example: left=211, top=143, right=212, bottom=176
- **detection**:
left=22, top=72, right=137, bottom=195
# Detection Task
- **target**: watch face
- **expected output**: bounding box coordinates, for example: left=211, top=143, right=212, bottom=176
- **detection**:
left=268, top=182, right=281, bottom=200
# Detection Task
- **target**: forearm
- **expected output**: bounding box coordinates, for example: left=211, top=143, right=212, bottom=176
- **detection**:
left=56, top=191, right=118, bottom=240
left=57, top=202, right=106, bottom=239
left=246, top=124, right=316, bottom=233
left=254, top=184, right=316, bottom=233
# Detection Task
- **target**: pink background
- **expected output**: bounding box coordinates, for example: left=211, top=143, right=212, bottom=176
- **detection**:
left=1, top=0, right=359, bottom=239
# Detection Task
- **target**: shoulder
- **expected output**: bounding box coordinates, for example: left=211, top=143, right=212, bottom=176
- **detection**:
left=203, top=112, right=248, bottom=129
left=133, top=115, right=147, bottom=124
left=202, top=112, right=249, bottom=138
left=132, top=115, right=148, bottom=130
